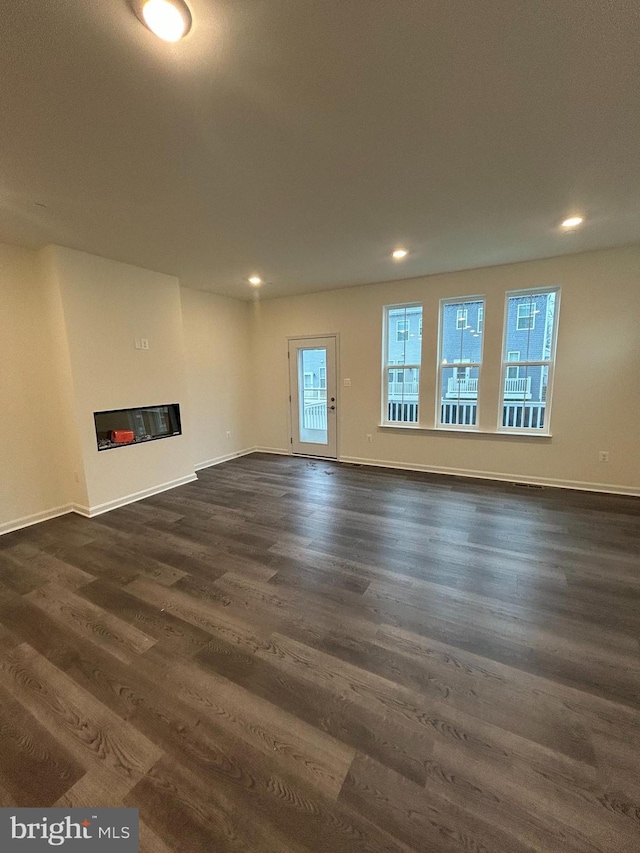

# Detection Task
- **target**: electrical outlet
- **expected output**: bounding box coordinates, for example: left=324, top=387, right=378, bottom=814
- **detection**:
left=343, top=378, right=351, bottom=386
left=226, top=431, right=231, bottom=439
left=73, top=471, right=80, bottom=483
left=366, top=434, right=373, bottom=443
left=598, top=451, right=610, bottom=463
left=141, top=338, right=149, bottom=350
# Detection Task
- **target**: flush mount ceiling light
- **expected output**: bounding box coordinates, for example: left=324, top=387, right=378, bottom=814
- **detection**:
left=561, top=216, right=584, bottom=229
left=392, top=249, right=408, bottom=260
left=133, top=0, right=192, bottom=42
left=248, top=276, right=262, bottom=286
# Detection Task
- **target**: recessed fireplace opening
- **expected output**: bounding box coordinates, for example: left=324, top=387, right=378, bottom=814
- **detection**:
left=94, top=404, right=182, bottom=451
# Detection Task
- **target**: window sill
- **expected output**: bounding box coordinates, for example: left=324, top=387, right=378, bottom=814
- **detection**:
left=378, top=424, right=552, bottom=438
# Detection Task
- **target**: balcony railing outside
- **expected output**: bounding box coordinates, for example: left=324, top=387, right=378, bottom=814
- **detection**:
left=303, top=401, right=327, bottom=430
left=504, top=376, right=532, bottom=398
left=439, top=401, right=546, bottom=428
left=387, top=400, right=546, bottom=428
left=304, top=399, right=545, bottom=430
left=445, top=376, right=532, bottom=399
left=388, top=402, right=419, bottom=423
left=446, top=376, right=478, bottom=398
left=302, top=382, right=544, bottom=432
left=502, top=401, right=545, bottom=429
left=388, top=381, right=420, bottom=397
left=302, top=388, right=326, bottom=401
left=441, top=402, right=477, bottom=426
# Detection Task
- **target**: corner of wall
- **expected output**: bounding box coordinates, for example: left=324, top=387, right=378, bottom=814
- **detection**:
left=36, top=245, right=90, bottom=508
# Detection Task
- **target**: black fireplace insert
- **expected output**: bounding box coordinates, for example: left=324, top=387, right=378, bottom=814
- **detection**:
left=94, top=404, right=182, bottom=451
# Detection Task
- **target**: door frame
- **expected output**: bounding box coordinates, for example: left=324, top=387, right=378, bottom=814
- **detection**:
left=287, top=334, right=340, bottom=460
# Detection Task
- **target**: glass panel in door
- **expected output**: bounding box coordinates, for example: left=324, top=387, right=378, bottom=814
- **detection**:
left=298, top=348, right=328, bottom=444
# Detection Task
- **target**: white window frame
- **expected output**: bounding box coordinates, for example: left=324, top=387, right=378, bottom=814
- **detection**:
left=499, top=287, right=560, bottom=434
left=456, top=308, right=468, bottom=330
left=506, top=351, right=520, bottom=379
left=396, top=319, right=409, bottom=342
left=477, top=305, right=484, bottom=333
left=319, top=366, right=326, bottom=389
left=303, top=371, right=314, bottom=389
left=454, top=358, right=472, bottom=380
left=436, top=297, right=485, bottom=430
left=516, top=301, right=536, bottom=331
left=383, top=304, right=422, bottom=425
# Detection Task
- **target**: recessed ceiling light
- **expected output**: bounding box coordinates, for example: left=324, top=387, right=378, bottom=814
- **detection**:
left=137, top=0, right=192, bottom=42
left=392, top=249, right=408, bottom=260
left=248, top=276, right=262, bottom=286
left=561, top=216, right=584, bottom=229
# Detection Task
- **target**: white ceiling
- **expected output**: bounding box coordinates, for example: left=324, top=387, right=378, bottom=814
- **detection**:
left=2, top=0, right=639, bottom=299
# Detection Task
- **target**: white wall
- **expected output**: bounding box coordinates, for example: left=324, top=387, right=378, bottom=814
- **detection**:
left=37, top=246, right=89, bottom=510
left=251, top=245, right=640, bottom=494
left=180, top=287, right=254, bottom=469
left=1, top=242, right=260, bottom=531
left=0, top=244, right=72, bottom=531
left=50, top=246, right=196, bottom=512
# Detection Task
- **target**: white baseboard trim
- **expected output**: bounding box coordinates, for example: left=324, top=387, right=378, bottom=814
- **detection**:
left=339, top=455, right=640, bottom=497
left=194, top=447, right=256, bottom=472
left=0, top=504, right=74, bottom=537
left=253, top=446, right=291, bottom=456
left=72, top=473, right=199, bottom=518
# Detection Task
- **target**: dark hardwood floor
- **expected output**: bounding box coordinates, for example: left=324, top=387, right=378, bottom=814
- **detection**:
left=0, top=453, right=639, bottom=852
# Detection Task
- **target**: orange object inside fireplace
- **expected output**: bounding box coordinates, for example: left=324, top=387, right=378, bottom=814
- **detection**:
left=110, top=430, right=135, bottom=444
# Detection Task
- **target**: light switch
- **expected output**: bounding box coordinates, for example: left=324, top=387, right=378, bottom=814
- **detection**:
left=134, top=338, right=141, bottom=350
left=343, top=378, right=351, bottom=386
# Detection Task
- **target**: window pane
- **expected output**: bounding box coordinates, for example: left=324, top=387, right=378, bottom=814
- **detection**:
left=387, top=367, right=419, bottom=423
left=502, top=365, right=548, bottom=429
left=506, top=292, right=557, bottom=361
left=440, top=365, right=478, bottom=426
left=387, top=306, right=422, bottom=367
left=439, top=299, right=483, bottom=428
left=298, top=349, right=327, bottom=444
left=502, top=290, right=558, bottom=431
left=441, top=300, right=483, bottom=366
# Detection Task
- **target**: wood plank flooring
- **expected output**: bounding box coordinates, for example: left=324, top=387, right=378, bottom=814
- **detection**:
left=0, top=453, right=639, bottom=852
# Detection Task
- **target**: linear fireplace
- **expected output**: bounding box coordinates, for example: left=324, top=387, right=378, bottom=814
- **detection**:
left=94, top=404, right=182, bottom=451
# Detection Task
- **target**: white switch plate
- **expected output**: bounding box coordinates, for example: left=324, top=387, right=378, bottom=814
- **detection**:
left=343, top=378, right=351, bottom=386
left=134, top=338, right=141, bottom=350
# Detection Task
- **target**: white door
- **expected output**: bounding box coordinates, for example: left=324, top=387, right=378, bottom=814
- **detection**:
left=288, top=336, right=338, bottom=458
